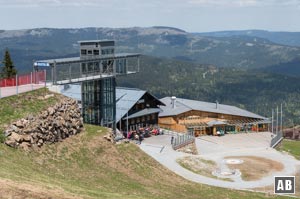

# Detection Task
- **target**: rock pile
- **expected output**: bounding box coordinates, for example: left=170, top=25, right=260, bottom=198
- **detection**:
left=176, top=142, right=198, bottom=155
left=4, top=98, right=83, bottom=150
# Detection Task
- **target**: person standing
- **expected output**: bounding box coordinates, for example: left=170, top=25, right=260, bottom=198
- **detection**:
left=171, top=136, right=174, bottom=145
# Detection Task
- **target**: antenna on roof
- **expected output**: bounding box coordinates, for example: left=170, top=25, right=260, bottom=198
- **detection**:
left=216, top=100, right=219, bottom=109
left=171, top=96, right=176, bottom=109
left=96, top=27, right=99, bottom=40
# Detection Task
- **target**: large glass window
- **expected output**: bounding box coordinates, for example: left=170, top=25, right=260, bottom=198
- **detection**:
left=116, top=59, right=127, bottom=74
left=81, top=77, right=116, bottom=128
left=81, top=62, right=101, bottom=75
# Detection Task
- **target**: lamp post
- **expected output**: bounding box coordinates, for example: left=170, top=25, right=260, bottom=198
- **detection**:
left=127, top=100, right=129, bottom=134
left=116, top=93, right=128, bottom=133
left=0, top=73, right=2, bottom=98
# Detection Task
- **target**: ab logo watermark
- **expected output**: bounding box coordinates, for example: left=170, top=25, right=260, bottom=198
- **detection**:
left=274, top=176, right=295, bottom=194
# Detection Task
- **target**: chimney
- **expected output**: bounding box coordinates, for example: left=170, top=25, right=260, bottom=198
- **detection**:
left=171, top=96, right=176, bottom=109
left=216, top=100, right=219, bottom=109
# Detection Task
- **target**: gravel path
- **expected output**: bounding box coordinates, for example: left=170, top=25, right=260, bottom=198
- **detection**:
left=140, top=133, right=300, bottom=190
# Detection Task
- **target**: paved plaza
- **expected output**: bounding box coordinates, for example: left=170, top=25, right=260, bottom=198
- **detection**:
left=140, top=132, right=300, bottom=190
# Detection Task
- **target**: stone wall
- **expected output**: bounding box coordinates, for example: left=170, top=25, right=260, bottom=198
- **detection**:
left=4, top=97, right=83, bottom=150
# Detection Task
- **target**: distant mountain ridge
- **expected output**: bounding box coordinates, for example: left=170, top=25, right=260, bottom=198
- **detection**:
left=0, top=27, right=299, bottom=73
left=197, top=30, right=300, bottom=47
left=1, top=26, right=300, bottom=124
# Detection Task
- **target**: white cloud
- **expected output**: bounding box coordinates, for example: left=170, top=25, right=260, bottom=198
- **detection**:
left=0, top=0, right=110, bottom=7
left=1, top=0, right=299, bottom=8
left=187, top=0, right=300, bottom=7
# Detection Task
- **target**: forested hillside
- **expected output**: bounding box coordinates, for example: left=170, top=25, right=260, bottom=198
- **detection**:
left=1, top=27, right=300, bottom=125
left=118, top=56, right=300, bottom=126
left=0, top=27, right=299, bottom=73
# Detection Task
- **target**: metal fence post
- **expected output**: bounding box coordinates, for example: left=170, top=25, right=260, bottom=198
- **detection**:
left=69, top=64, right=71, bottom=82
left=31, top=72, right=33, bottom=91
left=276, top=106, right=279, bottom=136
left=16, top=74, right=18, bottom=95
left=54, top=61, right=57, bottom=84
left=44, top=69, right=46, bottom=87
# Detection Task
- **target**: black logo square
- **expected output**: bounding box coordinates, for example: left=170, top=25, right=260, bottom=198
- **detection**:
left=274, top=176, right=295, bottom=194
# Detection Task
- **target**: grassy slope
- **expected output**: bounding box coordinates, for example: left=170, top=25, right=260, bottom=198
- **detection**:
left=277, top=139, right=300, bottom=160
left=277, top=139, right=300, bottom=197
left=0, top=89, right=288, bottom=199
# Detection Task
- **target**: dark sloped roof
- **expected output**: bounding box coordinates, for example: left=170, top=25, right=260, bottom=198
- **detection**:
left=116, top=87, right=164, bottom=123
left=116, top=88, right=146, bottom=123
left=122, top=108, right=161, bottom=120
left=159, top=97, right=265, bottom=119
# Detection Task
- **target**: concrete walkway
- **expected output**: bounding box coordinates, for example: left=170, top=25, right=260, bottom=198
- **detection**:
left=0, top=84, right=44, bottom=98
left=140, top=133, right=300, bottom=190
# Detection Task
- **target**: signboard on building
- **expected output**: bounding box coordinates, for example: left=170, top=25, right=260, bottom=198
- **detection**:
left=34, top=62, right=50, bottom=67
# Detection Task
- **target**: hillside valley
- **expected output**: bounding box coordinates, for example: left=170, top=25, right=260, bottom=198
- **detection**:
left=1, top=26, right=300, bottom=126
left=0, top=27, right=300, bottom=73
left=0, top=89, right=287, bottom=199
left=118, top=56, right=300, bottom=126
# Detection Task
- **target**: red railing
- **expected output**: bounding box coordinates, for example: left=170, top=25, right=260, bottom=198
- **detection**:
left=0, top=71, right=46, bottom=87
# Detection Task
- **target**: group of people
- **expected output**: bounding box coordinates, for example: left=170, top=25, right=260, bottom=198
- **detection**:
left=122, top=126, right=162, bottom=144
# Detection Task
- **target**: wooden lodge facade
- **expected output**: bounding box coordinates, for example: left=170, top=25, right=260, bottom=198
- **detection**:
left=158, top=97, right=269, bottom=136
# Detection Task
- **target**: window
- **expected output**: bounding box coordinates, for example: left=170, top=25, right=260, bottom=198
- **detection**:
left=81, top=49, right=87, bottom=55
left=94, top=62, right=100, bottom=72
left=88, top=50, right=92, bottom=55
left=151, top=114, right=156, bottom=120
left=93, top=50, right=99, bottom=55
left=81, top=63, right=87, bottom=73
left=87, top=63, right=93, bottom=72
left=101, top=48, right=114, bottom=55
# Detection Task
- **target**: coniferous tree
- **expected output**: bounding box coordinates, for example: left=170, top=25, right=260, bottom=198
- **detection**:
left=1, top=49, right=17, bottom=78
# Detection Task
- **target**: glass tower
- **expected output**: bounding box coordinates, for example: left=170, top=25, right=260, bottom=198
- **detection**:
left=80, top=41, right=116, bottom=129
left=81, top=78, right=116, bottom=128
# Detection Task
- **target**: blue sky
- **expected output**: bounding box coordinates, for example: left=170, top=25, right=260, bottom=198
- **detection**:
left=0, top=0, right=299, bottom=32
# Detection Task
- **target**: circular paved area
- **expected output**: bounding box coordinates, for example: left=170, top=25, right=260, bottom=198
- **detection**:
left=139, top=132, right=300, bottom=190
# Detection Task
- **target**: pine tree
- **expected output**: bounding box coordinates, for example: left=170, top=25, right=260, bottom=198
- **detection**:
left=1, top=49, right=17, bottom=78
